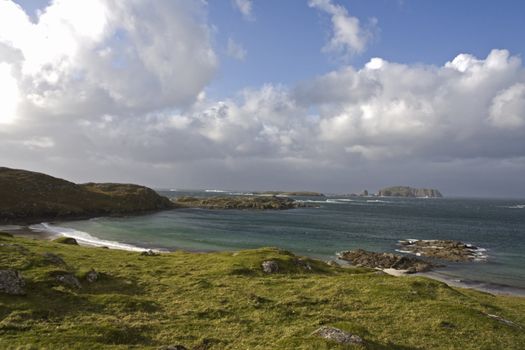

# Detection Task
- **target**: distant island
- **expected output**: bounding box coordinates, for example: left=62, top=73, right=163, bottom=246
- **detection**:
left=174, top=195, right=307, bottom=210
left=377, top=186, right=443, bottom=198
left=256, top=191, right=325, bottom=197
left=0, top=167, right=174, bottom=223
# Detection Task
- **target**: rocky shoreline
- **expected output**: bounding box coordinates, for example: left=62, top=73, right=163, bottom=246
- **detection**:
left=396, top=239, right=487, bottom=262
left=337, top=239, right=488, bottom=275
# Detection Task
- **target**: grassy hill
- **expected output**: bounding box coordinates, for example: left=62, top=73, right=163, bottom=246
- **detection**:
left=0, top=234, right=523, bottom=349
left=0, top=167, right=174, bottom=223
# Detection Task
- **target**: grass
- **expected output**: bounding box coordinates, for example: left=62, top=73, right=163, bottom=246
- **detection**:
left=0, top=234, right=524, bottom=349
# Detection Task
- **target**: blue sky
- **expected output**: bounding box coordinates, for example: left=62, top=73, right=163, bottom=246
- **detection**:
left=2, top=0, right=525, bottom=196
left=14, top=0, right=525, bottom=97
left=207, top=0, right=525, bottom=98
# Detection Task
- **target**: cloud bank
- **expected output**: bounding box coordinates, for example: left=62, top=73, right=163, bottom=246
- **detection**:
left=1, top=1, right=525, bottom=196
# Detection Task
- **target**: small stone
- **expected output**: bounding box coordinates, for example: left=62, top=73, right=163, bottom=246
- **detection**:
left=54, top=273, right=81, bottom=289
left=312, top=326, right=363, bottom=344
left=0, top=269, right=26, bottom=295
left=141, top=249, right=159, bottom=256
left=53, top=237, right=78, bottom=245
left=261, top=260, right=279, bottom=273
left=85, top=269, right=99, bottom=283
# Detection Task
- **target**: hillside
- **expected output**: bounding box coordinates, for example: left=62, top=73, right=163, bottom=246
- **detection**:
left=377, top=186, right=443, bottom=198
left=0, top=167, right=174, bottom=223
left=0, top=234, right=523, bottom=349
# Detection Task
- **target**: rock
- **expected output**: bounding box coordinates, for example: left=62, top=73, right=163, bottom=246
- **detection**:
left=377, top=186, right=442, bottom=198
left=42, top=252, right=66, bottom=265
left=85, top=269, right=99, bottom=283
left=326, top=260, right=340, bottom=267
left=397, top=239, right=486, bottom=262
left=0, top=269, right=26, bottom=295
left=53, top=272, right=81, bottom=289
left=141, top=249, right=159, bottom=256
left=158, top=346, right=188, bottom=350
left=261, top=260, right=279, bottom=273
left=53, top=237, right=78, bottom=245
left=337, top=249, right=435, bottom=272
left=294, top=258, right=312, bottom=271
left=312, top=326, right=363, bottom=344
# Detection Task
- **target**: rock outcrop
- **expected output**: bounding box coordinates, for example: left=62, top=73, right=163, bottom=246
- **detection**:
left=0, top=167, right=174, bottom=224
left=397, top=239, right=487, bottom=262
left=377, top=186, right=443, bottom=198
left=337, top=249, right=435, bottom=273
left=312, top=326, right=363, bottom=345
left=85, top=269, right=99, bottom=283
left=0, top=269, right=26, bottom=295
left=173, top=196, right=306, bottom=210
left=261, top=260, right=279, bottom=273
left=53, top=237, right=79, bottom=245
left=52, top=272, right=82, bottom=289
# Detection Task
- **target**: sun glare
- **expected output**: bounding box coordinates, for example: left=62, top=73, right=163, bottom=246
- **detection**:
left=0, top=63, right=20, bottom=124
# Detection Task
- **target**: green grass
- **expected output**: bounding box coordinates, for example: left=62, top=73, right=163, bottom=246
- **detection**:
left=0, top=234, right=524, bottom=349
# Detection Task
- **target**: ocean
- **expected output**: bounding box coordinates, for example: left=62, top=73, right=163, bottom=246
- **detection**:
left=30, top=191, right=525, bottom=294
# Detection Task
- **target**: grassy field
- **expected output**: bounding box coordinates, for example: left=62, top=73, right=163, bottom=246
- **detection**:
left=0, top=234, right=524, bottom=349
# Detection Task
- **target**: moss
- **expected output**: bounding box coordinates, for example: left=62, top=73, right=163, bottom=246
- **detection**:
left=0, top=236, right=523, bottom=349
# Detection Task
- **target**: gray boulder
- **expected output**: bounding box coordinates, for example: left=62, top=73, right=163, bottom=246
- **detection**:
left=0, top=269, right=26, bottom=295
left=54, top=272, right=81, bottom=289
left=312, top=326, right=363, bottom=344
left=85, top=269, right=99, bottom=283
left=261, top=260, right=279, bottom=273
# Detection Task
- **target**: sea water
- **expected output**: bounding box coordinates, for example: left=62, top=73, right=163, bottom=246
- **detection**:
left=39, top=192, right=525, bottom=293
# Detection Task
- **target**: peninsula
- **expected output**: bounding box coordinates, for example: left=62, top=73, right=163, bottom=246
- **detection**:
left=0, top=167, right=174, bottom=224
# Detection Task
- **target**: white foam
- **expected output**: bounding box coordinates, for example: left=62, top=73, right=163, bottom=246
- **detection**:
left=204, top=189, right=227, bottom=193
left=367, top=199, right=390, bottom=203
left=507, top=204, right=525, bottom=209
left=30, top=223, right=149, bottom=252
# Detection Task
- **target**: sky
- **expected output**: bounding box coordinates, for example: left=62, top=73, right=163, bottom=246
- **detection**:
left=1, top=0, right=525, bottom=197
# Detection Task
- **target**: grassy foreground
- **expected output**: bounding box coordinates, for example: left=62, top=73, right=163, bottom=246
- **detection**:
left=0, top=234, right=524, bottom=349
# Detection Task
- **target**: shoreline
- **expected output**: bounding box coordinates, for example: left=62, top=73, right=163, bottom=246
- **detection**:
left=2, top=222, right=524, bottom=298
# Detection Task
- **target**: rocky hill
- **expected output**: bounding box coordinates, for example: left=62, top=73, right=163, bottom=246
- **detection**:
left=377, top=186, right=443, bottom=198
left=0, top=167, right=174, bottom=223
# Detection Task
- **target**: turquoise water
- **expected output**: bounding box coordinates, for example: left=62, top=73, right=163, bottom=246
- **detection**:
left=48, top=192, right=525, bottom=292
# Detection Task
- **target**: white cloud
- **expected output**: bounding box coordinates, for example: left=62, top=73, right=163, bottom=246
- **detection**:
left=233, top=0, right=254, bottom=21
left=226, top=38, right=247, bottom=61
left=309, top=0, right=376, bottom=57
left=1, top=1, right=525, bottom=195
left=488, top=83, right=525, bottom=128
left=0, top=0, right=217, bottom=123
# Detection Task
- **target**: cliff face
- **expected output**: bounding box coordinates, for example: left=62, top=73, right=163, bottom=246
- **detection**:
left=377, top=186, right=443, bottom=198
left=0, top=167, right=173, bottom=223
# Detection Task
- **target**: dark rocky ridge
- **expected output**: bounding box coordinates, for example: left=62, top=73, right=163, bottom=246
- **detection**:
left=377, top=186, right=443, bottom=198
left=0, top=167, right=174, bottom=224
left=173, top=195, right=306, bottom=210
